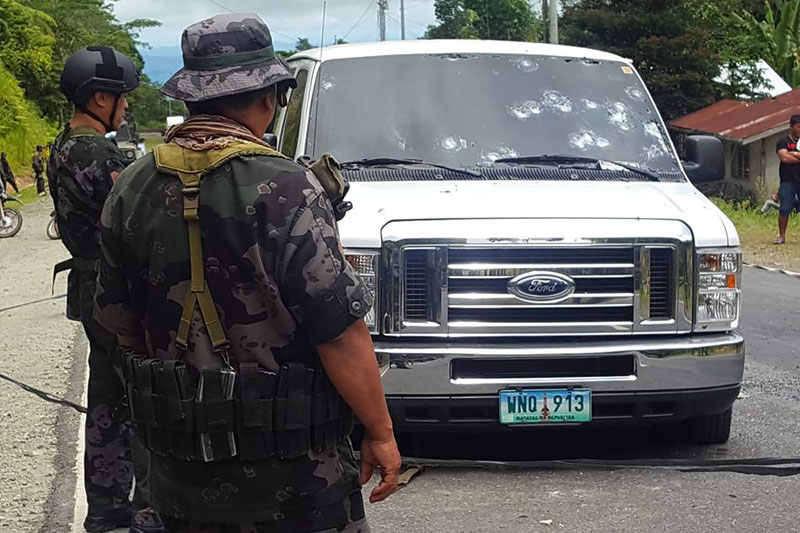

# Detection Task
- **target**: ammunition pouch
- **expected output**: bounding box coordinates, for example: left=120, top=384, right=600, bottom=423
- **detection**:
left=297, top=154, right=353, bottom=220
left=120, top=347, right=354, bottom=462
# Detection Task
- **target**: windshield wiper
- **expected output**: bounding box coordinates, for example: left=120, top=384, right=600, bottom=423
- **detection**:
left=494, top=154, right=661, bottom=182
left=342, top=157, right=483, bottom=178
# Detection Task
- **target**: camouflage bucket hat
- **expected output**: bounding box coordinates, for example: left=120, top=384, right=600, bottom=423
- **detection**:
left=161, top=13, right=297, bottom=102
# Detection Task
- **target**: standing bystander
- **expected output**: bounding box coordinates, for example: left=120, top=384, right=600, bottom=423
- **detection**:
left=32, top=145, right=46, bottom=196
left=774, top=115, right=800, bottom=244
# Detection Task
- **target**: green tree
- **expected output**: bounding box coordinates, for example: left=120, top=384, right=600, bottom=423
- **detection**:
left=426, top=0, right=542, bottom=41
left=0, top=61, right=55, bottom=170
left=22, top=0, right=160, bottom=123
left=738, top=0, right=800, bottom=87
left=562, top=0, right=721, bottom=120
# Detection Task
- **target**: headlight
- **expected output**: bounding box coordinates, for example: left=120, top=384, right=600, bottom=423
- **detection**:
left=345, top=250, right=379, bottom=333
left=695, top=249, right=741, bottom=330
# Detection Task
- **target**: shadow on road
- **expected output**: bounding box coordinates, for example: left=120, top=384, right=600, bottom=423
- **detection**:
left=356, top=425, right=729, bottom=462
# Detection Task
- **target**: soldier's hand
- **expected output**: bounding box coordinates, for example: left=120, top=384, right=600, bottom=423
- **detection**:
left=359, top=432, right=402, bottom=503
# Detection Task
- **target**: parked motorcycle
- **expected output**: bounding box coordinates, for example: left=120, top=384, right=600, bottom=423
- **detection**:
left=0, top=193, right=23, bottom=238
left=47, top=210, right=60, bottom=240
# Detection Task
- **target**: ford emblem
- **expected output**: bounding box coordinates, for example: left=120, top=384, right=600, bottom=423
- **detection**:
left=507, top=271, right=576, bottom=303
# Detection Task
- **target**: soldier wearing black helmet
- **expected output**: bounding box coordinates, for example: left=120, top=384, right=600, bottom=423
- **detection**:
left=47, top=46, right=162, bottom=533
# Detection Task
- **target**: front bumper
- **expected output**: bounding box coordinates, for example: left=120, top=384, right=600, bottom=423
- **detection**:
left=377, top=332, right=744, bottom=430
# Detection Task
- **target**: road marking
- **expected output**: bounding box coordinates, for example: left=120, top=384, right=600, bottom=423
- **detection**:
left=71, top=345, right=127, bottom=533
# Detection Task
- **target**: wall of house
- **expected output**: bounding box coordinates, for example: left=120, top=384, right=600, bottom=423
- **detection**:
left=722, top=134, right=784, bottom=199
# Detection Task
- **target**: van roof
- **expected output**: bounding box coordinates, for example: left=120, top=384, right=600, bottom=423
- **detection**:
left=289, top=39, right=629, bottom=64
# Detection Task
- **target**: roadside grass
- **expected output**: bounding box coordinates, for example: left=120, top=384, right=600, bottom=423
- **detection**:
left=144, top=135, right=162, bottom=153
left=7, top=184, right=46, bottom=209
left=712, top=197, right=800, bottom=271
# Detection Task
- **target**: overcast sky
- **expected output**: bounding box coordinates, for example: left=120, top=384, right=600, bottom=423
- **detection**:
left=112, top=0, right=437, bottom=50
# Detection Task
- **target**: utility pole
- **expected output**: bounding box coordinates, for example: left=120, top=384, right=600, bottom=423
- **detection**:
left=542, top=0, right=549, bottom=42
left=400, top=0, right=406, bottom=40
left=548, top=0, right=558, bottom=44
left=378, top=0, right=388, bottom=41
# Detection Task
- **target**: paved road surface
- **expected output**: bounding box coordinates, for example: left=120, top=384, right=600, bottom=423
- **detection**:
left=365, top=267, right=800, bottom=532
left=21, top=256, right=797, bottom=532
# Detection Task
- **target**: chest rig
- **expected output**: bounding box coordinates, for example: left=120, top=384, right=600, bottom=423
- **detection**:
left=120, top=140, right=353, bottom=462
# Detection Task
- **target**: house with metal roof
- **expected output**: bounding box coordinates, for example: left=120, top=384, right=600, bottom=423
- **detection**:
left=670, top=87, right=800, bottom=197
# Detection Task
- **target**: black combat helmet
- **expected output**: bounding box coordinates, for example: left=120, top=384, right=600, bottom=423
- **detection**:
left=60, top=46, right=140, bottom=132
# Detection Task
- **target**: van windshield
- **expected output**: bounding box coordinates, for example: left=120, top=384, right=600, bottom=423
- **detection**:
left=306, top=54, right=680, bottom=174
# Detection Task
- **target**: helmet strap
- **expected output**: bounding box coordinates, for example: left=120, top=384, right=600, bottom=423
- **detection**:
left=78, top=92, right=120, bottom=133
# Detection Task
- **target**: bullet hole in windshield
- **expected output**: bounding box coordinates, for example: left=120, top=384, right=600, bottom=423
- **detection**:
left=644, top=121, right=669, bottom=153
left=439, top=135, right=469, bottom=152
left=625, top=86, right=645, bottom=101
left=644, top=143, right=667, bottom=161
left=320, top=77, right=336, bottom=91
left=607, top=101, right=632, bottom=131
left=507, top=100, right=543, bottom=121
left=513, top=58, right=540, bottom=73
left=482, top=146, right=519, bottom=164
left=569, top=130, right=610, bottom=151
left=582, top=99, right=600, bottom=110
left=542, top=91, right=573, bottom=113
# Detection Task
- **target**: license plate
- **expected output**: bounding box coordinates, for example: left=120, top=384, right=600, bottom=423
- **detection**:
left=499, top=389, right=592, bottom=424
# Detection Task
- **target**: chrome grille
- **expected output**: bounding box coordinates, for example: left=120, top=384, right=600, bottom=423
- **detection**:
left=403, top=249, right=430, bottom=320
left=446, top=246, right=635, bottom=333
left=386, top=219, right=692, bottom=337
left=648, top=248, right=673, bottom=319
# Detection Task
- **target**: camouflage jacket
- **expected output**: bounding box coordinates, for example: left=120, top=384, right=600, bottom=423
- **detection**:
left=48, top=125, right=128, bottom=322
left=32, top=152, right=44, bottom=173
left=48, top=125, right=127, bottom=261
left=94, top=142, right=371, bottom=525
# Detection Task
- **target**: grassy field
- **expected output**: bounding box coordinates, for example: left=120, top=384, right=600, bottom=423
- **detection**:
left=143, top=134, right=162, bottom=153
left=712, top=198, right=800, bottom=271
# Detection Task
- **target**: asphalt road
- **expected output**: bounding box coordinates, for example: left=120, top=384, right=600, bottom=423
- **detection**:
left=363, top=267, right=800, bottom=532
left=52, top=266, right=800, bottom=532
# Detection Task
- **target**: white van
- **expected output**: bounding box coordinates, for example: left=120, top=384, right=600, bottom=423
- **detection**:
left=277, top=40, right=743, bottom=444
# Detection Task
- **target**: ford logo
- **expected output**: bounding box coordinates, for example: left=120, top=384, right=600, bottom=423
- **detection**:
left=507, top=271, right=576, bottom=303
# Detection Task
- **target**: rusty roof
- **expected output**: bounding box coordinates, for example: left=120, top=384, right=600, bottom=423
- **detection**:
left=669, top=88, right=800, bottom=143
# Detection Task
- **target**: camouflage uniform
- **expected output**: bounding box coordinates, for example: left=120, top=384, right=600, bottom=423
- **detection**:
left=32, top=149, right=46, bottom=195
left=95, top=132, right=372, bottom=531
left=47, top=126, right=150, bottom=519
left=93, top=13, right=373, bottom=532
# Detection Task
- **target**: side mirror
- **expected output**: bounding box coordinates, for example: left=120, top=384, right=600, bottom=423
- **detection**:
left=263, top=133, right=278, bottom=148
left=681, top=135, right=724, bottom=183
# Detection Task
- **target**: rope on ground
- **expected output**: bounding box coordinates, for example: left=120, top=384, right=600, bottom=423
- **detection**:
left=0, top=370, right=87, bottom=414
left=402, top=456, right=800, bottom=477
left=0, top=293, right=66, bottom=314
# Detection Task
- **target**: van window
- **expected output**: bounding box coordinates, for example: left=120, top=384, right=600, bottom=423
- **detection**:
left=280, top=69, right=309, bottom=159
left=308, top=55, right=680, bottom=173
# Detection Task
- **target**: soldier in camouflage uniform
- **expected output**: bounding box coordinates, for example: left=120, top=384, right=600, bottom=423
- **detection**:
left=94, top=13, right=401, bottom=533
left=49, top=46, right=162, bottom=533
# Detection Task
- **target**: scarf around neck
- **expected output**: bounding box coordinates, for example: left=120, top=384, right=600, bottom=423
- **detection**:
left=164, top=115, right=268, bottom=151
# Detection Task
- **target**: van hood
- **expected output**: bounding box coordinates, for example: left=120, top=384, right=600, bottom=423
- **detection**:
left=337, top=180, right=737, bottom=249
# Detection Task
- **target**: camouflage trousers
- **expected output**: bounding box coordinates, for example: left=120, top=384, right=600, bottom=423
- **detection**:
left=82, top=313, right=150, bottom=515
left=159, top=517, right=371, bottom=533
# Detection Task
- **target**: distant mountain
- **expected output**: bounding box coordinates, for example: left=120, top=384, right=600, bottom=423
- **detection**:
left=141, top=46, right=182, bottom=84
left=141, top=39, right=296, bottom=84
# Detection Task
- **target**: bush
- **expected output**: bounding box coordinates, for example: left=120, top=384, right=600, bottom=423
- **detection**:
left=0, top=61, right=55, bottom=173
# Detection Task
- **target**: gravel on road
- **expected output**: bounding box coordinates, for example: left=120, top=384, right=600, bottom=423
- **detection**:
left=0, top=197, right=80, bottom=532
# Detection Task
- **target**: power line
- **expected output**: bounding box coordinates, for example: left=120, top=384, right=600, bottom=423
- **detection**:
left=204, top=0, right=299, bottom=43
left=342, top=0, right=375, bottom=40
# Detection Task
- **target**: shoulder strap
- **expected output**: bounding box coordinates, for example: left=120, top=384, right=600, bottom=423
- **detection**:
left=153, top=141, right=286, bottom=358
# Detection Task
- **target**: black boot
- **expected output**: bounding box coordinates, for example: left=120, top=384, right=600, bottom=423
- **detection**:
left=83, top=506, right=131, bottom=532
left=130, top=507, right=164, bottom=533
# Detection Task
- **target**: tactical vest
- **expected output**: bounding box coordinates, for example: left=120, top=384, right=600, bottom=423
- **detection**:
left=121, top=140, right=353, bottom=462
